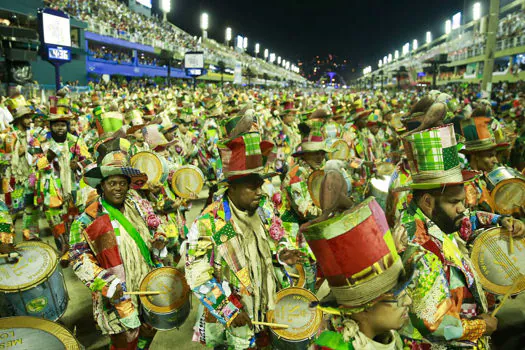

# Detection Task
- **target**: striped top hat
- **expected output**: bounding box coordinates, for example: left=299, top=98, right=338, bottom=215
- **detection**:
left=400, top=124, right=478, bottom=190
left=302, top=197, right=407, bottom=309
left=459, top=116, right=509, bottom=154
left=48, top=96, right=74, bottom=122
left=218, top=132, right=275, bottom=181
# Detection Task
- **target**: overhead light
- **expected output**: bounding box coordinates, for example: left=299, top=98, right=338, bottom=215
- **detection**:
left=426, top=31, right=432, bottom=44
left=473, top=2, right=482, bottom=21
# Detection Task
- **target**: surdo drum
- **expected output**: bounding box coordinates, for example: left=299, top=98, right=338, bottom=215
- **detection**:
left=139, top=267, right=191, bottom=330
left=0, top=241, right=68, bottom=321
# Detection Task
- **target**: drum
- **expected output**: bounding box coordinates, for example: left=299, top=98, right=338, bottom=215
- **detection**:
left=370, top=175, right=392, bottom=211
left=307, top=170, right=324, bottom=207
left=130, top=151, right=169, bottom=189
left=284, top=264, right=306, bottom=288
left=486, top=166, right=525, bottom=215
left=0, top=241, right=68, bottom=321
left=139, top=267, right=191, bottom=330
left=267, top=287, right=323, bottom=350
left=0, top=316, right=81, bottom=350
left=328, top=139, right=350, bottom=161
left=170, top=165, right=205, bottom=199
left=376, top=162, right=395, bottom=176
left=470, top=227, right=525, bottom=296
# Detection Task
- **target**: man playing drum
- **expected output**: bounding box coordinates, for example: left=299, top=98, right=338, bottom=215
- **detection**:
left=185, top=130, right=305, bottom=349
left=393, top=124, right=524, bottom=348
left=69, top=138, right=167, bottom=350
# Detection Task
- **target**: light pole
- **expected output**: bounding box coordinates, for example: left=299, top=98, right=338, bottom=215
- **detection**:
left=481, top=0, right=500, bottom=93
left=225, top=27, right=232, bottom=46
left=255, top=43, right=260, bottom=58
left=160, top=0, right=171, bottom=22
left=200, top=13, right=209, bottom=41
left=426, top=31, right=432, bottom=44
left=264, top=49, right=269, bottom=61
left=243, top=37, right=248, bottom=51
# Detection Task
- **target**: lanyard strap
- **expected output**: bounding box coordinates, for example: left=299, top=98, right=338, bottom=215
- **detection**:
left=101, top=199, right=154, bottom=267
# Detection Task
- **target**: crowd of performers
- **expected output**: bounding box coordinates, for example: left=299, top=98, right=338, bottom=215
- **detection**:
left=1, top=81, right=525, bottom=350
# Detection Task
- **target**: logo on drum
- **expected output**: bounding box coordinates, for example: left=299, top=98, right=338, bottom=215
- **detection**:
left=26, top=297, right=48, bottom=313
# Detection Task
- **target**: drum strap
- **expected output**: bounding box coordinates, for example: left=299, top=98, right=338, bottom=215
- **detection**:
left=102, top=199, right=155, bottom=267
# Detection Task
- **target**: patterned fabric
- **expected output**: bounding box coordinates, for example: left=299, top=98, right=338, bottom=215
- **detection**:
left=395, top=201, right=499, bottom=348
left=69, top=193, right=165, bottom=334
left=185, top=193, right=291, bottom=347
left=0, top=200, right=14, bottom=244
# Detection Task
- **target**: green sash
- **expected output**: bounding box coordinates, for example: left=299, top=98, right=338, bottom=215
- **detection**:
left=102, top=199, right=155, bottom=267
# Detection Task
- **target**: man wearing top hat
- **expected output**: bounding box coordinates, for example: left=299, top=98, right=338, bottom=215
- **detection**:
left=185, top=127, right=305, bottom=349
left=393, top=124, right=524, bottom=348
left=36, top=95, right=92, bottom=258
left=3, top=93, right=43, bottom=241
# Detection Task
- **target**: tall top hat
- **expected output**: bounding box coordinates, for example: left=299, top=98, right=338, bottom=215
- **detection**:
left=459, top=116, right=509, bottom=154
left=5, top=95, right=35, bottom=123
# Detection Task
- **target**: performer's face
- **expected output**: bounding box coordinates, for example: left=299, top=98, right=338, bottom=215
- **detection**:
left=471, top=150, right=498, bottom=172
left=360, top=290, right=412, bottom=334
left=51, top=121, right=68, bottom=139
left=302, top=151, right=326, bottom=170
left=425, top=185, right=467, bottom=234
left=18, top=115, right=32, bottom=130
left=101, top=175, right=129, bottom=207
left=228, top=176, right=265, bottom=215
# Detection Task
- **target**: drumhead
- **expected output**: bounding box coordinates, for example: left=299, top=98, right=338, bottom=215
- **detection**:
left=328, top=140, right=350, bottom=161
left=139, top=267, right=190, bottom=313
left=171, top=166, right=204, bottom=199
left=0, top=316, right=81, bottom=350
left=376, top=162, right=395, bottom=176
left=130, top=152, right=166, bottom=189
left=492, top=179, right=525, bottom=215
left=0, top=241, right=58, bottom=292
left=267, top=287, right=322, bottom=341
left=471, top=227, right=525, bottom=295
left=307, top=170, right=324, bottom=208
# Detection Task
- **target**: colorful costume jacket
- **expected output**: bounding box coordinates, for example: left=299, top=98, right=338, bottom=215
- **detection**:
left=69, top=194, right=165, bottom=334
left=185, top=194, right=291, bottom=346
left=464, top=174, right=496, bottom=213
left=396, top=201, right=501, bottom=348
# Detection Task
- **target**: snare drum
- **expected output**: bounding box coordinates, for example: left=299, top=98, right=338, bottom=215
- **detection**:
left=0, top=316, right=81, bottom=350
left=0, top=241, right=68, bottom=321
left=130, top=151, right=169, bottom=189
left=284, top=264, right=306, bottom=288
left=328, top=139, right=350, bottom=161
left=307, top=170, right=324, bottom=208
left=139, top=267, right=190, bottom=330
left=486, top=166, right=525, bottom=215
left=471, top=227, right=525, bottom=296
left=267, top=287, right=323, bottom=350
left=170, top=165, right=205, bottom=199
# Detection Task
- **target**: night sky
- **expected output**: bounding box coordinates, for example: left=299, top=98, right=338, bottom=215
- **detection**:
left=156, top=0, right=488, bottom=68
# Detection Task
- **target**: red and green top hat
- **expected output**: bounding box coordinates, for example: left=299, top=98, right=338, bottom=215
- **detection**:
left=218, top=132, right=275, bottom=181
left=48, top=96, right=74, bottom=122
left=292, top=119, right=333, bottom=157
left=94, top=106, right=124, bottom=137
left=400, top=124, right=478, bottom=190
left=302, top=197, right=406, bottom=310
left=459, top=116, right=509, bottom=154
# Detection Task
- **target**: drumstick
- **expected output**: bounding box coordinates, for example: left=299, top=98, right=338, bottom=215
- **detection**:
left=124, top=291, right=163, bottom=296
left=509, top=218, right=514, bottom=255
left=0, top=252, right=19, bottom=259
left=287, top=273, right=301, bottom=279
left=252, top=321, right=289, bottom=329
left=492, top=278, right=522, bottom=317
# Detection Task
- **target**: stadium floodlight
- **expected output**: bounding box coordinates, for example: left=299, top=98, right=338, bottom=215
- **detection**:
left=243, top=37, right=248, bottom=49
left=236, top=36, right=243, bottom=49
left=452, top=12, right=461, bottom=30
left=426, top=31, right=432, bottom=44
left=383, top=55, right=387, bottom=65
left=277, top=56, right=282, bottom=65
left=270, top=53, right=276, bottom=63
left=255, top=43, right=260, bottom=54
left=388, top=53, right=392, bottom=63
left=402, top=42, right=410, bottom=56
left=473, top=3, right=481, bottom=21
left=413, top=39, right=418, bottom=51
left=394, top=50, right=399, bottom=60
left=226, top=27, right=232, bottom=42
left=264, top=49, right=269, bottom=59
left=200, top=13, right=209, bottom=31
left=160, top=0, right=171, bottom=13
left=445, top=19, right=452, bottom=34
left=378, top=59, right=382, bottom=67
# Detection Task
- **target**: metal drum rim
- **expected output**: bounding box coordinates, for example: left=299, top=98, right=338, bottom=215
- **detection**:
left=0, top=241, right=59, bottom=292
left=491, top=178, right=525, bottom=215
left=130, top=151, right=165, bottom=189
left=171, top=165, right=204, bottom=199
left=139, top=267, right=190, bottom=313
left=328, top=140, right=350, bottom=161
left=471, top=226, right=525, bottom=295
left=267, top=287, right=323, bottom=341
left=307, top=170, right=324, bottom=208
left=0, top=316, right=81, bottom=350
